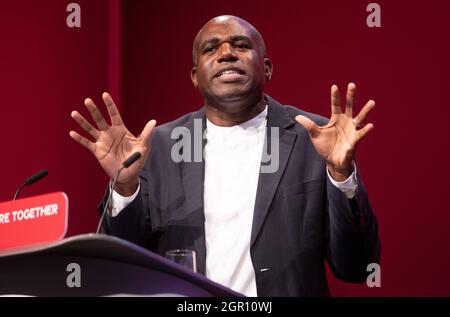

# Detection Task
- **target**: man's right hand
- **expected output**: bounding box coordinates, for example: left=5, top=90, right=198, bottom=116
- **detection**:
left=69, top=92, right=157, bottom=196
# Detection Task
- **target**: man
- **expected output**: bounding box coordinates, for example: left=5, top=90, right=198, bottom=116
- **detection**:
left=70, top=15, right=380, bottom=296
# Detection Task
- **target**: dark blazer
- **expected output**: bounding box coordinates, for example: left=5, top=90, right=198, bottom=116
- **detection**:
left=102, top=95, right=381, bottom=297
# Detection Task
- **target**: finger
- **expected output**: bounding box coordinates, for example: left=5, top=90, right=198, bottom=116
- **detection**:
left=71, top=111, right=100, bottom=139
left=102, top=92, right=124, bottom=126
left=295, top=115, right=319, bottom=137
left=69, top=130, right=96, bottom=153
left=354, top=100, right=375, bottom=124
left=139, top=119, right=157, bottom=147
left=356, top=123, right=374, bottom=142
left=345, top=82, right=356, bottom=117
left=84, top=98, right=109, bottom=131
left=331, top=85, right=341, bottom=115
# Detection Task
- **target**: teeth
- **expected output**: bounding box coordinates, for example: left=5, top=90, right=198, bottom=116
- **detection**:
left=219, top=70, right=240, bottom=77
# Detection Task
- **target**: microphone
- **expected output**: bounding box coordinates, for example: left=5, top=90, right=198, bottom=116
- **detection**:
left=96, top=152, right=142, bottom=234
left=122, top=152, right=142, bottom=168
left=13, top=169, right=48, bottom=200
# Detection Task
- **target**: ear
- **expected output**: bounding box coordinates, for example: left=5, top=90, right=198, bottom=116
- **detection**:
left=264, top=58, right=273, bottom=81
left=191, top=66, right=198, bottom=88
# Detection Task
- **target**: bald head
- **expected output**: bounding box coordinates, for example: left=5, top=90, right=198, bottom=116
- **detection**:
left=192, top=15, right=267, bottom=65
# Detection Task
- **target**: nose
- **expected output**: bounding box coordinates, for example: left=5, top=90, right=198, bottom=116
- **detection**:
left=217, top=42, right=238, bottom=63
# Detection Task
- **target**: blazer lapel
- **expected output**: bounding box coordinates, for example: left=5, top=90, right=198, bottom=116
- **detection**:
left=180, top=109, right=207, bottom=274
left=251, top=96, right=297, bottom=247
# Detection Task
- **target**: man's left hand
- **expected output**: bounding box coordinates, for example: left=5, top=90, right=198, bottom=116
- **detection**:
left=295, top=83, right=375, bottom=182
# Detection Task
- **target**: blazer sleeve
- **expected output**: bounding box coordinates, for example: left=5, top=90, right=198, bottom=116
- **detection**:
left=325, top=169, right=381, bottom=283
left=98, top=154, right=158, bottom=250
left=98, top=187, right=148, bottom=247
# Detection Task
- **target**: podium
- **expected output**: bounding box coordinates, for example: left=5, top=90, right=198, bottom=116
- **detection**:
left=0, top=234, right=241, bottom=297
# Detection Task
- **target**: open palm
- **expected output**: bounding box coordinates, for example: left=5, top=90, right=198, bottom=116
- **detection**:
left=296, top=83, right=375, bottom=180
left=70, top=93, right=156, bottom=191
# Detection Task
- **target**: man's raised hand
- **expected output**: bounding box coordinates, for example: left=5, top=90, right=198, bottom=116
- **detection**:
left=295, top=83, right=375, bottom=181
left=69, top=92, right=156, bottom=196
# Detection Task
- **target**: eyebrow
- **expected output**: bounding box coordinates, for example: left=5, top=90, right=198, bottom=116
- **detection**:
left=201, top=35, right=252, bottom=49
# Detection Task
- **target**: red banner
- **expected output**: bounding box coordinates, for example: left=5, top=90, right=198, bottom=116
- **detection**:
left=0, top=192, right=68, bottom=251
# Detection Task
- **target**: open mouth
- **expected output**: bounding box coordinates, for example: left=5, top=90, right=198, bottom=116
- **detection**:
left=214, top=68, right=246, bottom=82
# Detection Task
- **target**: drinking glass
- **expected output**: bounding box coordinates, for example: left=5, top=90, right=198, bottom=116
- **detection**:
left=165, top=249, right=197, bottom=273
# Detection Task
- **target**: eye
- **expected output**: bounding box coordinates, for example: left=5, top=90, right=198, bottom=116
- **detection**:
left=234, top=42, right=250, bottom=50
left=203, top=46, right=216, bottom=54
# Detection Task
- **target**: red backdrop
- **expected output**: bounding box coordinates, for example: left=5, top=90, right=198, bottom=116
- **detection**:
left=1, top=0, right=449, bottom=296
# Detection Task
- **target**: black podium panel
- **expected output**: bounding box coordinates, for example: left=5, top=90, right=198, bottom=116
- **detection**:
left=0, top=234, right=241, bottom=297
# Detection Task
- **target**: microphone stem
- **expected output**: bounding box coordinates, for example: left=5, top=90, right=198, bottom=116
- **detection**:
left=13, top=183, right=26, bottom=201
left=96, top=167, right=124, bottom=234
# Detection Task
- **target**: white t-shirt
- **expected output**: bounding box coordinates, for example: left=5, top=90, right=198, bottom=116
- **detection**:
left=203, top=106, right=268, bottom=297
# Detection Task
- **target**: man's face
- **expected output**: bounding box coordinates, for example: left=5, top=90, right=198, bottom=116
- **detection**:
left=191, top=18, right=271, bottom=109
